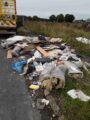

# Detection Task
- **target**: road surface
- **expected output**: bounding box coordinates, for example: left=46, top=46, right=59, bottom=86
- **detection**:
left=0, top=45, right=41, bottom=120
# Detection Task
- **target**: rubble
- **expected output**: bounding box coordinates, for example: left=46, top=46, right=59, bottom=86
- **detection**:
left=46, top=95, right=60, bottom=116
left=1, top=35, right=62, bottom=48
left=2, top=35, right=90, bottom=92
left=1, top=35, right=90, bottom=119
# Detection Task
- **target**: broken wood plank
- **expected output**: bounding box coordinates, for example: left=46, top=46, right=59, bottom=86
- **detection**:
left=7, top=49, right=12, bottom=59
left=36, top=46, right=49, bottom=57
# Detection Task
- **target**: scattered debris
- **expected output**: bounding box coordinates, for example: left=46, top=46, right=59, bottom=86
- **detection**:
left=36, top=46, right=49, bottom=57
left=1, top=35, right=90, bottom=119
left=36, top=99, right=46, bottom=109
left=46, top=95, right=60, bottom=116
left=29, top=84, right=40, bottom=90
left=49, top=38, right=62, bottom=43
left=11, top=60, right=27, bottom=73
left=76, top=37, right=90, bottom=44
left=41, top=99, right=49, bottom=105
left=1, top=36, right=27, bottom=48
left=7, top=49, right=12, bottom=59
left=67, top=89, right=90, bottom=102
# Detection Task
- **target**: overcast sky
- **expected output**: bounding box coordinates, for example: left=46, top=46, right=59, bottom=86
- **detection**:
left=17, top=0, right=90, bottom=20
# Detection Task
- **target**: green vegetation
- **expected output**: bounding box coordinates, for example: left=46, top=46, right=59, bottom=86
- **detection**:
left=17, top=21, right=90, bottom=56
left=49, top=14, right=75, bottom=22
left=57, top=14, right=65, bottom=22
left=58, top=70, right=90, bottom=120
left=64, top=14, right=75, bottom=22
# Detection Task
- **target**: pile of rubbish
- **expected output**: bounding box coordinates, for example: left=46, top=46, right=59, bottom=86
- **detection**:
left=1, top=35, right=90, bottom=117
left=1, top=35, right=62, bottom=48
left=1, top=35, right=90, bottom=95
left=76, top=37, right=90, bottom=45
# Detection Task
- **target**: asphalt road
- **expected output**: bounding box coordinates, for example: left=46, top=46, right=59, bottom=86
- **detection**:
left=0, top=45, right=41, bottom=120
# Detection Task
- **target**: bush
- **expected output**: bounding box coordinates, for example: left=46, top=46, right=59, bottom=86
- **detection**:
left=49, top=15, right=56, bottom=22
left=65, top=14, right=75, bottom=22
left=56, top=14, right=64, bottom=22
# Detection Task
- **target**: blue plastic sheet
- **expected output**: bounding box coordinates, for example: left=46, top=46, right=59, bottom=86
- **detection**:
left=11, top=60, right=27, bottom=73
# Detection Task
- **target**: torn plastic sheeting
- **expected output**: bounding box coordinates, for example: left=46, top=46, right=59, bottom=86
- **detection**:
left=11, top=60, right=27, bottom=73
left=64, top=61, right=83, bottom=78
left=72, top=60, right=83, bottom=68
left=1, top=36, right=27, bottom=48
left=31, top=37, right=40, bottom=43
left=34, top=50, right=42, bottom=58
left=25, top=37, right=40, bottom=44
left=12, top=46, right=22, bottom=57
left=60, top=53, right=79, bottom=61
left=27, top=57, right=35, bottom=64
left=40, top=62, right=56, bottom=79
left=76, top=37, right=90, bottom=44
left=51, top=65, right=66, bottom=89
left=41, top=99, right=49, bottom=105
left=48, top=49, right=62, bottom=58
left=15, top=43, right=28, bottom=48
left=49, top=38, right=62, bottom=43
left=67, top=89, right=77, bottom=99
left=68, top=54, right=81, bottom=62
left=12, top=43, right=28, bottom=56
left=33, top=62, right=44, bottom=72
left=67, top=89, right=90, bottom=102
left=40, top=62, right=66, bottom=88
left=51, top=64, right=66, bottom=80
left=6, top=36, right=26, bottom=41
left=42, top=45, right=60, bottom=50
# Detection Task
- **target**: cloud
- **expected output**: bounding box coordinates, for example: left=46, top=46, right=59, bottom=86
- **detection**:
left=16, top=0, right=90, bottom=19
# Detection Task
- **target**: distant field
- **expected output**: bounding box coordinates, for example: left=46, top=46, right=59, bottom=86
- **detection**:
left=17, top=21, right=90, bottom=56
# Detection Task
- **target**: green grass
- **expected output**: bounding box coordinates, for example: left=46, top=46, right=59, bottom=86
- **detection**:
left=57, top=71, right=90, bottom=120
left=17, top=21, right=90, bottom=56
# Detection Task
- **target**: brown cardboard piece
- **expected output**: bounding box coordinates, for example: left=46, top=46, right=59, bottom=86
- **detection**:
left=36, top=46, right=48, bottom=57
left=7, top=49, right=12, bottom=59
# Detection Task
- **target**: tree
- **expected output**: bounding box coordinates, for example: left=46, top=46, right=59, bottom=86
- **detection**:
left=28, top=16, right=32, bottom=21
left=33, top=16, right=39, bottom=21
left=65, top=14, right=75, bottom=22
left=49, top=15, right=56, bottom=22
left=56, top=14, right=64, bottom=22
